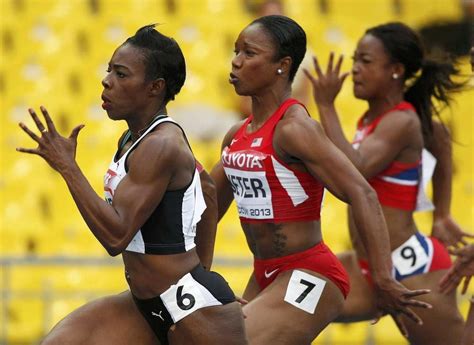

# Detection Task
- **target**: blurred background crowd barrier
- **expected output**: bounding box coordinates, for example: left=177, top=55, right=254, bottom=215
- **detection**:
left=1, top=0, right=473, bottom=344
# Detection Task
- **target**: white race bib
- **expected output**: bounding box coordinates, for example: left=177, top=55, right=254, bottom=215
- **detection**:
left=225, top=167, right=274, bottom=219
left=160, top=273, right=221, bottom=323
left=284, top=270, right=326, bottom=314
left=392, top=235, right=430, bottom=276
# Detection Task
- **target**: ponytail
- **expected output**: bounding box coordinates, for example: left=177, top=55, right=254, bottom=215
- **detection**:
left=404, top=58, right=465, bottom=142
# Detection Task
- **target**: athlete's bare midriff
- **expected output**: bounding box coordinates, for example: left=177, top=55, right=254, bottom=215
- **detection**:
left=348, top=206, right=418, bottom=260
left=242, top=220, right=323, bottom=259
left=122, top=248, right=201, bottom=299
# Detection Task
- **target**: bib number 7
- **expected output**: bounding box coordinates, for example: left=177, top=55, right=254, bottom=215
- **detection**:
left=295, top=279, right=316, bottom=303
left=284, top=270, right=326, bottom=314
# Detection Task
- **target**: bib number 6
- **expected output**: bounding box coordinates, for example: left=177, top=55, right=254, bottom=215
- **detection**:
left=176, top=285, right=196, bottom=310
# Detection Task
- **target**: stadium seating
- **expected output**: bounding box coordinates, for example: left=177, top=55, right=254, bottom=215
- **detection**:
left=1, top=1, right=472, bottom=344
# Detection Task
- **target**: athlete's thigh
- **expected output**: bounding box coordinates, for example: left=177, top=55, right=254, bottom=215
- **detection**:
left=400, top=270, right=464, bottom=345
left=242, top=271, right=261, bottom=302
left=41, top=291, right=158, bottom=345
left=462, top=298, right=474, bottom=345
left=170, top=302, right=248, bottom=345
left=243, top=269, right=344, bottom=345
left=335, top=251, right=377, bottom=322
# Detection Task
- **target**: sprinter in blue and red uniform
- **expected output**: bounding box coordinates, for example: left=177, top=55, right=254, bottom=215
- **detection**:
left=211, top=15, right=431, bottom=345
left=305, top=22, right=470, bottom=344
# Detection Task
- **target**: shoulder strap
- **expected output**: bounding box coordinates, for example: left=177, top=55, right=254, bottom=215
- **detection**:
left=118, top=130, right=132, bottom=151
left=358, top=101, right=416, bottom=134
left=232, top=116, right=253, bottom=140
left=265, top=98, right=304, bottom=129
left=126, top=115, right=173, bottom=152
left=231, top=98, right=304, bottom=140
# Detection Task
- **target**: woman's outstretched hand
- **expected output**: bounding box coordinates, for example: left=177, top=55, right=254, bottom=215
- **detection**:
left=432, top=215, right=474, bottom=248
left=372, top=279, right=432, bottom=338
left=439, top=244, right=474, bottom=294
left=303, top=52, right=350, bottom=107
left=17, top=106, right=84, bottom=174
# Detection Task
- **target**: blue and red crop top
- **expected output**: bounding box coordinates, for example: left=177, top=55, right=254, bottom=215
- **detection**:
left=353, top=101, right=424, bottom=211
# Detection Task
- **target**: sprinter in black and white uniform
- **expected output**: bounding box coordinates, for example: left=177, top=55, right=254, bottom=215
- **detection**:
left=104, top=115, right=205, bottom=256
left=18, top=25, right=247, bottom=345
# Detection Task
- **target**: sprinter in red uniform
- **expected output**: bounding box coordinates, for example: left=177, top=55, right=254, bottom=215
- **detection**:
left=211, top=15, right=431, bottom=345
left=305, top=22, right=469, bottom=344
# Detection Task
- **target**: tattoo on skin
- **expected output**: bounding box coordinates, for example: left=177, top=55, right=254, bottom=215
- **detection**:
left=272, top=224, right=287, bottom=256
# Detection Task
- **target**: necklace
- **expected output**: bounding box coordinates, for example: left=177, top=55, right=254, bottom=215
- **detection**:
left=130, top=111, right=167, bottom=142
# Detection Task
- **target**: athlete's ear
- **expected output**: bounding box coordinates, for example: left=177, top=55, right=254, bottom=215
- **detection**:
left=278, top=56, right=292, bottom=77
left=149, top=78, right=166, bottom=97
left=392, top=63, right=405, bottom=80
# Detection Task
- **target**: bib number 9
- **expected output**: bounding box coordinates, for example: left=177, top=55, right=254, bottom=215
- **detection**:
left=391, top=234, right=430, bottom=276
left=401, top=246, right=417, bottom=267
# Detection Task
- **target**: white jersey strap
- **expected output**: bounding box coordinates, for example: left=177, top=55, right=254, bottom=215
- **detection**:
left=416, top=148, right=436, bottom=211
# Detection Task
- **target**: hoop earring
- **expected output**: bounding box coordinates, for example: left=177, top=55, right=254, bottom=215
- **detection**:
left=277, top=68, right=283, bottom=75
left=392, top=73, right=399, bottom=80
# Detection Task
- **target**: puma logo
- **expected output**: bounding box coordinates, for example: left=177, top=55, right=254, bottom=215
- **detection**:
left=151, top=310, right=165, bottom=321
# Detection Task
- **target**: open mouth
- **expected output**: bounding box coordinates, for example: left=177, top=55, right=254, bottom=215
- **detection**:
left=101, top=94, right=112, bottom=110
left=229, top=73, right=239, bottom=84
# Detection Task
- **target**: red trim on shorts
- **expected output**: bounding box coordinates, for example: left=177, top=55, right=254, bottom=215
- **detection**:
left=429, top=236, right=452, bottom=270
left=358, top=235, right=452, bottom=285
left=253, top=242, right=350, bottom=298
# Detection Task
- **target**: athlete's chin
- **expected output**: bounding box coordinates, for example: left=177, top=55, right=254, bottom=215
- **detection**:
left=233, top=85, right=251, bottom=96
left=105, top=111, right=118, bottom=120
left=105, top=110, right=124, bottom=121
left=353, top=88, right=369, bottom=100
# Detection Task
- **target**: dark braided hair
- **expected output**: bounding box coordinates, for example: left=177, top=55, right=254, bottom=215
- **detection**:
left=366, top=22, right=465, bottom=142
left=124, top=24, right=186, bottom=104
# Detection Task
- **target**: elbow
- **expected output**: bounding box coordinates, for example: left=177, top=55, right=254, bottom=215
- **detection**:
left=363, top=184, right=379, bottom=206
left=102, top=237, right=127, bottom=257
left=349, top=182, right=379, bottom=207
left=106, top=247, right=123, bottom=257
left=364, top=184, right=378, bottom=201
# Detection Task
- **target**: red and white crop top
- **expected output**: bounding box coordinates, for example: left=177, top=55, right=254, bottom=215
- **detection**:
left=222, top=98, right=324, bottom=223
left=353, top=101, right=435, bottom=211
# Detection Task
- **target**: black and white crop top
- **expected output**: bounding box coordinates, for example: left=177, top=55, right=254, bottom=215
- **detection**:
left=103, top=115, right=206, bottom=255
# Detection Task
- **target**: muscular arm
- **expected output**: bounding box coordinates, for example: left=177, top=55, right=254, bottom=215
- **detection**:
left=275, top=108, right=393, bottom=283
left=195, top=166, right=218, bottom=270
left=63, top=128, right=183, bottom=256
left=426, top=121, right=452, bottom=219
left=17, top=108, right=189, bottom=256
left=318, top=104, right=420, bottom=178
